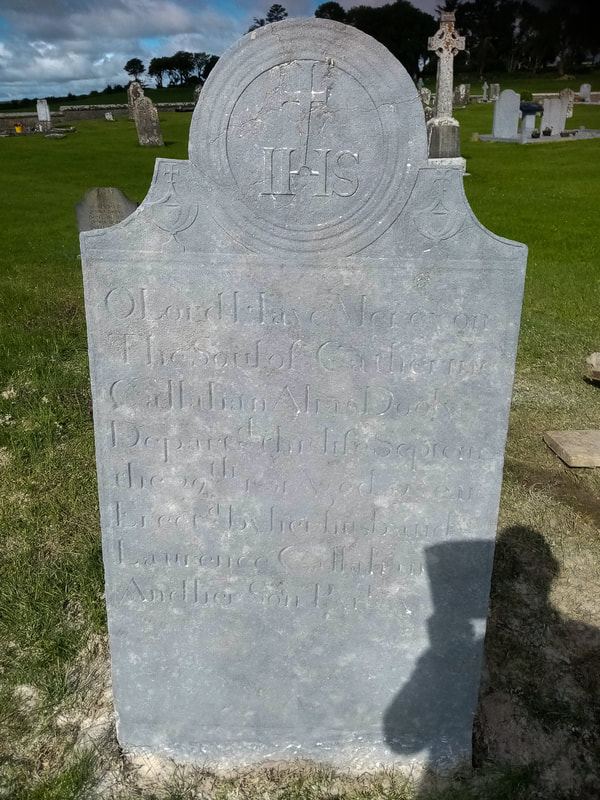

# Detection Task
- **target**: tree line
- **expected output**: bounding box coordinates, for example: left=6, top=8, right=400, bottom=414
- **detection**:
left=125, top=0, right=599, bottom=90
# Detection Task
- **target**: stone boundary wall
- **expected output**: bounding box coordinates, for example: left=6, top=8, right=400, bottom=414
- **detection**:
left=0, top=111, right=64, bottom=132
left=60, top=102, right=195, bottom=121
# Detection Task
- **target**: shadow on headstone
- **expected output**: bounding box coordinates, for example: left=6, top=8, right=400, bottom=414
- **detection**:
left=383, top=539, right=494, bottom=767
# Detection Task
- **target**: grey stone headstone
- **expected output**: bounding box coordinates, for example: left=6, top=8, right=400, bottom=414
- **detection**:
left=580, top=83, right=591, bottom=103
left=133, top=97, right=164, bottom=147
left=105, top=111, right=115, bottom=121
left=420, top=87, right=432, bottom=106
left=36, top=98, right=52, bottom=132
left=492, top=89, right=520, bottom=138
left=453, top=83, right=470, bottom=107
left=541, top=97, right=567, bottom=134
left=482, top=81, right=489, bottom=101
left=489, top=83, right=500, bottom=102
left=560, top=88, right=574, bottom=118
left=193, top=84, right=202, bottom=106
left=75, top=187, right=138, bottom=232
left=80, top=18, right=527, bottom=770
left=417, top=77, right=424, bottom=91
left=128, top=81, right=144, bottom=119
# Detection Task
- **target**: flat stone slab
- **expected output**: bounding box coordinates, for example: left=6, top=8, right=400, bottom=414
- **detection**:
left=543, top=430, right=600, bottom=467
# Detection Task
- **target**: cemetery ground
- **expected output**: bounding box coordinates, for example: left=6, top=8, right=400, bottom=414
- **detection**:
left=0, top=100, right=599, bottom=800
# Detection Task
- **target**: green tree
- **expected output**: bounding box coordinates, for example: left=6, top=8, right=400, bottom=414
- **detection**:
left=345, top=1, right=437, bottom=76
left=148, top=56, right=169, bottom=88
left=124, top=58, right=145, bottom=81
left=248, top=4, right=287, bottom=31
left=315, top=2, right=347, bottom=22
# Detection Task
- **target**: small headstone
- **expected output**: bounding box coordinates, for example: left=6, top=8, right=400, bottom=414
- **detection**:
left=105, top=112, right=115, bottom=121
left=453, top=83, right=470, bottom=107
left=489, top=83, right=500, bottom=102
left=560, top=88, right=575, bottom=118
left=193, top=84, right=202, bottom=106
left=482, top=81, right=489, bottom=101
left=519, top=101, right=542, bottom=140
left=417, top=77, right=424, bottom=91
left=44, top=133, right=66, bottom=139
left=133, top=96, right=164, bottom=147
left=541, top=97, right=567, bottom=134
left=544, top=430, right=600, bottom=468
left=492, top=89, right=520, bottom=139
left=36, top=98, right=52, bottom=132
left=420, top=87, right=432, bottom=106
left=579, top=83, right=591, bottom=103
left=80, top=18, right=527, bottom=770
left=586, top=352, right=600, bottom=381
left=75, top=187, right=138, bottom=232
left=128, top=81, right=145, bottom=119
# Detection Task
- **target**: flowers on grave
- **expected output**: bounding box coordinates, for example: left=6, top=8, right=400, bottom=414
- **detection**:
left=543, top=126, right=552, bottom=136
left=14, top=122, right=23, bottom=133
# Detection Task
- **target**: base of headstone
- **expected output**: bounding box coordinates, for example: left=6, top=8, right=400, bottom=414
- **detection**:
left=427, top=118, right=461, bottom=158
left=428, top=156, right=467, bottom=172
left=543, top=430, right=600, bottom=467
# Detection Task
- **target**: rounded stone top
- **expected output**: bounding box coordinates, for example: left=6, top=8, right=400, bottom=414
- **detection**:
left=189, top=18, right=428, bottom=256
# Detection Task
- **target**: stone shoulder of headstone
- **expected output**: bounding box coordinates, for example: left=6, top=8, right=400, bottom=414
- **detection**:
left=75, top=187, right=138, bottom=232
left=80, top=17, right=528, bottom=769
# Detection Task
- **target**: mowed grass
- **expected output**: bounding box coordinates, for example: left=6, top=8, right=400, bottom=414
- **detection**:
left=0, top=103, right=599, bottom=798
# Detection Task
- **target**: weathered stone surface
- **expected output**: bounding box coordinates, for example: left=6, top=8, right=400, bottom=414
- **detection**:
left=36, top=98, right=52, bottom=132
left=560, top=88, right=575, bottom=118
left=193, top=84, right=202, bottom=105
left=492, top=89, right=520, bottom=139
left=453, top=83, right=470, bottom=107
left=541, top=97, right=567, bottom=134
left=75, top=188, right=138, bottom=232
left=420, top=87, right=432, bottom=106
left=105, top=112, right=115, bottom=121
left=544, top=430, right=600, bottom=467
left=580, top=83, right=591, bottom=103
left=80, top=18, right=527, bottom=770
left=427, top=12, right=465, bottom=158
left=133, top=97, right=164, bottom=147
left=482, top=81, right=489, bottom=101
left=489, top=83, right=500, bottom=101
left=128, top=81, right=144, bottom=119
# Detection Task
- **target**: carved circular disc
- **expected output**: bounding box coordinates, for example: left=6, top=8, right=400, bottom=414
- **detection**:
left=190, top=19, right=427, bottom=256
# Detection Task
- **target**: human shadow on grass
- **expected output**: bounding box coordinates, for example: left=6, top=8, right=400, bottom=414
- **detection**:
left=473, top=525, right=600, bottom=797
left=383, top=539, right=495, bottom=767
left=384, top=526, right=600, bottom=795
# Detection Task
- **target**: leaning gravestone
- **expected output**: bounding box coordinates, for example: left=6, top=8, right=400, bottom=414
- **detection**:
left=492, top=89, right=520, bottom=139
left=75, top=188, right=138, bottom=232
left=541, top=97, right=567, bottom=134
left=133, top=96, right=164, bottom=147
left=128, top=81, right=144, bottom=119
left=80, top=18, right=527, bottom=769
left=36, top=98, right=52, bottom=132
left=560, top=88, right=574, bottom=118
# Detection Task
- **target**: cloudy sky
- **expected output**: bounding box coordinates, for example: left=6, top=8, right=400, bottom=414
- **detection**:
left=0, top=0, right=439, bottom=101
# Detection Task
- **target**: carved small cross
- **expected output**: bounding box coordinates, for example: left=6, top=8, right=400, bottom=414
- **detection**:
left=428, top=12, right=465, bottom=120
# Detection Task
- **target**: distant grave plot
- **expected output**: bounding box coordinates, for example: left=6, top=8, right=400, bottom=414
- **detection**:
left=80, top=18, right=527, bottom=769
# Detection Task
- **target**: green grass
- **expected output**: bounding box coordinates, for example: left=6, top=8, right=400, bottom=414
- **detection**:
left=1, top=104, right=599, bottom=797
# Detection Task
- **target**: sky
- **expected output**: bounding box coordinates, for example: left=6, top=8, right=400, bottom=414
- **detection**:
left=0, top=0, right=440, bottom=101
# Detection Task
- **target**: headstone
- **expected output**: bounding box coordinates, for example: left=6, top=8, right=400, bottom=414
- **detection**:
left=453, top=83, right=470, bottom=107
left=579, top=83, right=591, bottom=103
left=193, top=84, right=202, bottom=106
left=420, top=87, right=432, bottom=106
left=75, top=188, right=138, bottom=232
left=105, top=112, right=115, bottom=121
left=560, top=88, right=574, bottom=118
left=36, top=98, right=52, bottom=132
left=417, top=77, right=424, bottom=91
left=427, top=12, right=466, bottom=158
left=128, top=81, right=144, bottom=119
left=482, top=81, right=489, bottom=101
left=492, top=89, right=520, bottom=139
left=489, top=83, right=500, bottom=102
left=133, top=96, right=164, bottom=147
left=544, top=431, right=600, bottom=468
left=80, top=18, right=527, bottom=770
left=541, top=97, right=567, bottom=134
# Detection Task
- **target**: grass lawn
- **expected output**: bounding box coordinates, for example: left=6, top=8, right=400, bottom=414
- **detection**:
left=0, top=102, right=599, bottom=799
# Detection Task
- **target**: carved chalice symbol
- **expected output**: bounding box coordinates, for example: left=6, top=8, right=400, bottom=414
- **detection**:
left=150, top=190, right=198, bottom=250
